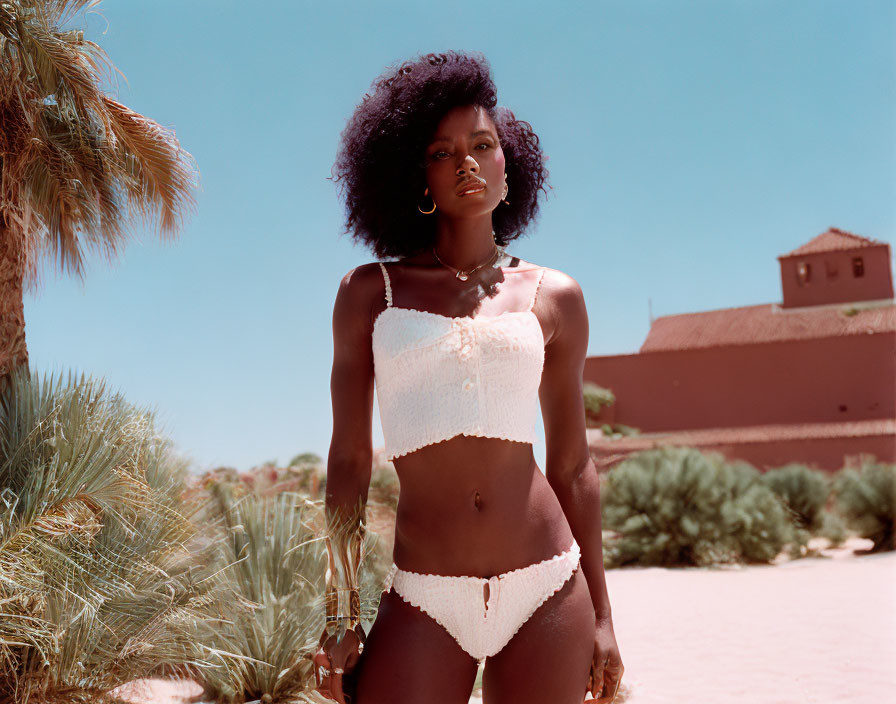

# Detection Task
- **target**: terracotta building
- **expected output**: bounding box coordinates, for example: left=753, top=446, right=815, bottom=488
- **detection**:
left=586, top=228, right=895, bottom=473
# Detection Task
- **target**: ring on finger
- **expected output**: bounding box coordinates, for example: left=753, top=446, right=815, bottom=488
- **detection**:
left=333, top=667, right=344, bottom=674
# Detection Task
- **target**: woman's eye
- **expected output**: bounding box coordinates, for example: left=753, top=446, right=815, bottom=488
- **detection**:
left=428, top=144, right=490, bottom=161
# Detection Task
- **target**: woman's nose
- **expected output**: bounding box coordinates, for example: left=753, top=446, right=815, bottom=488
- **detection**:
left=456, top=155, right=479, bottom=175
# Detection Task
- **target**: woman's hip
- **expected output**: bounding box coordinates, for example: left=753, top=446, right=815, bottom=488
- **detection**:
left=383, top=538, right=580, bottom=596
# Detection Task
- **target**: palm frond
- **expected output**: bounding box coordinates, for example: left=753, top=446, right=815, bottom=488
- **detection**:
left=0, top=0, right=199, bottom=292
left=0, top=365, right=217, bottom=704
left=102, top=96, right=200, bottom=236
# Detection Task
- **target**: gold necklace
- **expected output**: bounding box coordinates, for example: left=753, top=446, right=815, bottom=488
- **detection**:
left=432, top=234, right=506, bottom=281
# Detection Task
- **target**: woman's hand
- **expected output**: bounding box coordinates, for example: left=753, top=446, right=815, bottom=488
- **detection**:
left=312, top=625, right=366, bottom=704
left=586, top=615, right=624, bottom=703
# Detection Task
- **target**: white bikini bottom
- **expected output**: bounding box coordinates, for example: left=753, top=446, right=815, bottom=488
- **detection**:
left=382, top=540, right=581, bottom=663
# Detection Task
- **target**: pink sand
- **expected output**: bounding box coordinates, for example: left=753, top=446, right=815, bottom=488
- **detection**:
left=598, top=536, right=896, bottom=704
left=116, top=537, right=895, bottom=704
left=112, top=677, right=205, bottom=704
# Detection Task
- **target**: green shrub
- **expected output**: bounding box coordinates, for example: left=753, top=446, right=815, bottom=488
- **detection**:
left=184, top=487, right=383, bottom=704
left=287, top=463, right=326, bottom=498
left=831, top=459, right=896, bottom=553
left=817, top=509, right=848, bottom=547
left=0, top=366, right=211, bottom=704
left=288, top=452, right=323, bottom=468
left=601, top=447, right=793, bottom=567
left=760, top=463, right=831, bottom=556
left=583, top=382, right=615, bottom=417
left=599, top=423, right=641, bottom=438
left=761, top=463, right=830, bottom=532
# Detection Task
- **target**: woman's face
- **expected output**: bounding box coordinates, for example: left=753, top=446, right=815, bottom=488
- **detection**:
left=423, top=104, right=507, bottom=218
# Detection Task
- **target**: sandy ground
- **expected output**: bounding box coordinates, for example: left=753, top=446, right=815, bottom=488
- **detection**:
left=112, top=678, right=205, bottom=704
left=591, top=536, right=896, bottom=704
left=115, top=536, right=896, bottom=704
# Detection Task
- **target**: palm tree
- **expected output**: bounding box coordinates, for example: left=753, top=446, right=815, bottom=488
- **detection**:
left=0, top=0, right=199, bottom=391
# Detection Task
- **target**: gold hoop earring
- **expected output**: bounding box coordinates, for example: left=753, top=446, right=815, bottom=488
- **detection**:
left=418, top=187, right=436, bottom=215
left=500, top=174, right=510, bottom=205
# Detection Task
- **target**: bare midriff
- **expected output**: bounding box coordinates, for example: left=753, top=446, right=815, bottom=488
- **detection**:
left=377, top=259, right=573, bottom=579
left=389, top=435, right=575, bottom=578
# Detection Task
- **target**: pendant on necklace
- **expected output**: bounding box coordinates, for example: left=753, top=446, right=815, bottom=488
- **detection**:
left=456, top=271, right=469, bottom=281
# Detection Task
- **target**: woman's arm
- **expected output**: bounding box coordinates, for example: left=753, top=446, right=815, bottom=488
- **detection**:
left=326, top=263, right=376, bottom=536
left=538, top=271, right=611, bottom=620
left=315, top=264, right=378, bottom=703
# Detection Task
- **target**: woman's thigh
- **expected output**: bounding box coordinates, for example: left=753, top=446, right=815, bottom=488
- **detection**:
left=481, top=566, right=596, bottom=704
left=350, top=589, right=480, bottom=704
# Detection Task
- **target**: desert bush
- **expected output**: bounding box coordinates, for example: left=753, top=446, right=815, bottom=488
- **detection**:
left=583, top=382, right=614, bottom=416
left=369, top=461, right=400, bottom=509
left=289, top=452, right=323, bottom=468
left=192, top=461, right=325, bottom=501
left=284, top=454, right=327, bottom=498
left=599, top=423, right=641, bottom=438
left=189, top=459, right=394, bottom=590
left=0, top=366, right=211, bottom=704
left=760, top=463, right=831, bottom=556
left=183, top=486, right=382, bottom=704
left=831, top=459, right=896, bottom=553
left=600, top=446, right=794, bottom=567
left=817, top=509, right=848, bottom=547
left=761, top=463, right=830, bottom=532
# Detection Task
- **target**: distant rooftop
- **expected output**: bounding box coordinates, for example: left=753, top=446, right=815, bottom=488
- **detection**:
left=779, top=227, right=888, bottom=258
left=640, top=301, right=895, bottom=352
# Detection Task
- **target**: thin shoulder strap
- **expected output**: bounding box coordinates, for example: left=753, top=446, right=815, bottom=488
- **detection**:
left=378, top=261, right=393, bottom=307
left=528, top=267, right=546, bottom=311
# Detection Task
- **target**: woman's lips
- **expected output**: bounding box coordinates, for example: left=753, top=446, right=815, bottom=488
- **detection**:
left=457, top=184, right=486, bottom=196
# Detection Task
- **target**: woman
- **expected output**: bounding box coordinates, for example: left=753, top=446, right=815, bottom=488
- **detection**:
left=314, top=51, right=624, bottom=704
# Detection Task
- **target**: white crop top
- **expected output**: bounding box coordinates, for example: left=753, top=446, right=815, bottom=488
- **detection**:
left=372, top=261, right=546, bottom=461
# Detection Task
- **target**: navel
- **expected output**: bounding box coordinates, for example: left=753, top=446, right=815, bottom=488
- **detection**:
left=473, top=490, right=482, bottom=510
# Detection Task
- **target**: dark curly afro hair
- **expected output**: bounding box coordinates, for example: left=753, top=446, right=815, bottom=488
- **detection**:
left=331, top=50, right=551, bottom=260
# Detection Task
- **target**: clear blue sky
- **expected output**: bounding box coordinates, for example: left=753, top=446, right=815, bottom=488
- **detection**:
left=23, top=0, right=895, bottom=473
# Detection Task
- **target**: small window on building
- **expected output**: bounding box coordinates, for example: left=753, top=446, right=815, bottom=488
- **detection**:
left=852, top=257, right=864, bottom=277
left=825, top=259, right=839, bottom=280
left=797, top=261, right=811, bottom=286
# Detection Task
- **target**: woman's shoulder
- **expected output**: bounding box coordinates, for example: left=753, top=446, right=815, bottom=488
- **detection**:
left=334, top=261, right=393, bottom=313
left=529, top=265, right=585, bottom=322
left=339, top=261, right=389, bottom=288
left=521, top=262, right=578, bottom=289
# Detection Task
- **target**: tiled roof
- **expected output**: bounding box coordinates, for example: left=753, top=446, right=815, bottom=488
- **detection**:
left=588, top=418, right=895, bottom=450
left=780, top=228, right=887, bottom=258
left=640, top=301, right=895, bottom=352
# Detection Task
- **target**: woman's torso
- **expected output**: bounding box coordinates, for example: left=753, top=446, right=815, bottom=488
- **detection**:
left=372, top=256, right=575, bottom=578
